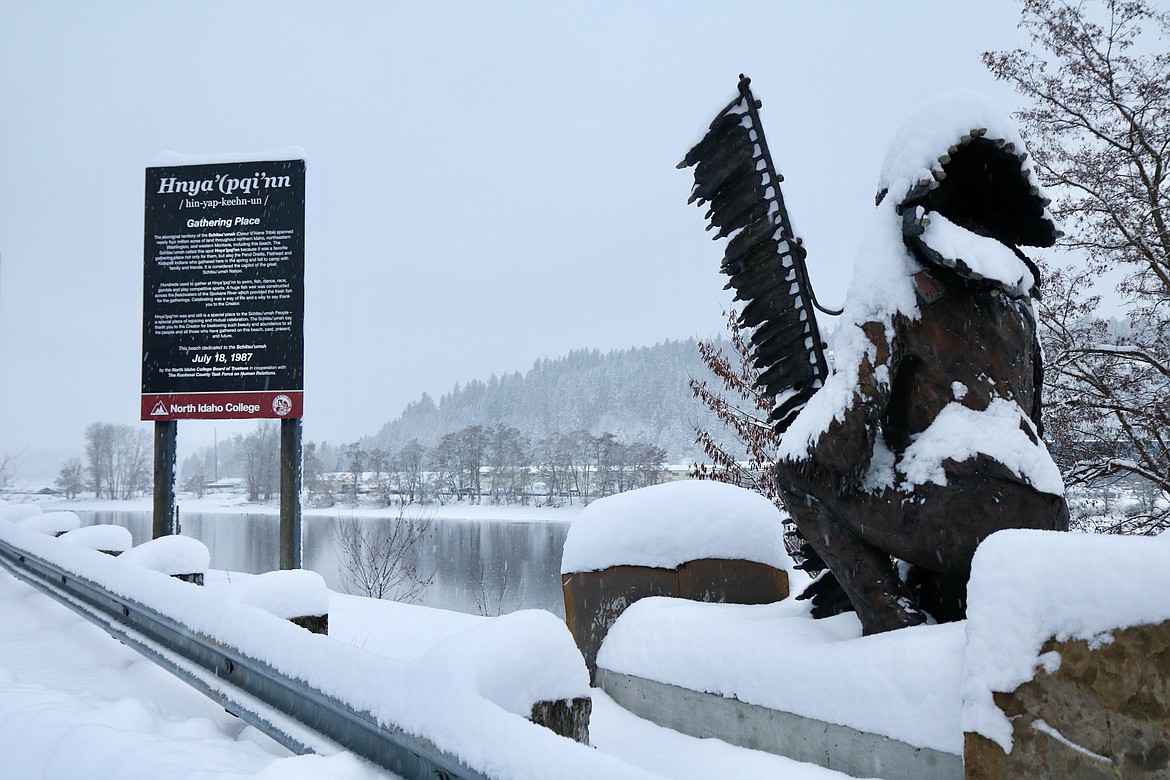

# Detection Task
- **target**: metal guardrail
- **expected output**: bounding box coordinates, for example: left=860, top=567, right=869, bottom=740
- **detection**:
left=0, top=534, right=491, bottom=780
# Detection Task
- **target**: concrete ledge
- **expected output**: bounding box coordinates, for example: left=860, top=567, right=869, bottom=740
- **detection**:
left=597, top=668, right=961, bottom=780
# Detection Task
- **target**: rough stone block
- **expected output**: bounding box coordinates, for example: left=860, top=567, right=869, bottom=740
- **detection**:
left=562, top=565, right=677, bottom=682
left=964, top=620, right=1170, bottom=779
left=562, top=558, right=789, bottom=682
left=677, top=558, right=788, bottom=605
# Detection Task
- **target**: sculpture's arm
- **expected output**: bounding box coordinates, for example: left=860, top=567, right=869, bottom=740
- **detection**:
left=805, top=319, right=901, bottom=489
left=679, top=76, right=835, bottom=436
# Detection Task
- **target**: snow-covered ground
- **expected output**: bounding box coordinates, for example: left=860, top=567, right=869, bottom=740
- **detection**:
left=5, top=476, right=1168, bottom=779
left=0, top=560, right=867, bottom=780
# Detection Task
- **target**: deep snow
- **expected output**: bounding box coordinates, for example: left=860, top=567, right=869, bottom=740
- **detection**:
left=0, top=501, right=869, bottom=780
left=5, top=474, right=1167, bottom=778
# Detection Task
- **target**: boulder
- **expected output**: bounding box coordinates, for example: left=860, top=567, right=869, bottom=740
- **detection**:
left=562, top=558, right=787, bottom=682
left=965, top=619, right=1170, bottom=779
left=560, top=481, right=793, bottom=681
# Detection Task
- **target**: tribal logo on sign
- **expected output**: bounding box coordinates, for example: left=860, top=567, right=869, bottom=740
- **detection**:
left=272, top=394, right=293, bottom=416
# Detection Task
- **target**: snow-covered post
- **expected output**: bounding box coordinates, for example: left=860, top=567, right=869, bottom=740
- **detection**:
left=220, top=570, right=329, bottom=635
left=119, top=535, right=210, bottom=586
left=530, top=697, right=591, bottom=744
left=60, top=524, right=133, bottom=556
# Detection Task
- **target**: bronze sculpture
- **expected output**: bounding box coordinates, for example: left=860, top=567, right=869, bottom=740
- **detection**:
left=682, top=78, right=1069, bottom=634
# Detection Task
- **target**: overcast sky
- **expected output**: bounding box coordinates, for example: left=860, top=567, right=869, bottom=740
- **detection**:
left=0, top=1, right=1036, bottom=480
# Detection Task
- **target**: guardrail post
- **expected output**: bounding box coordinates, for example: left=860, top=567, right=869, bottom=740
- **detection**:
left=530, top=697, right=591, bottom=744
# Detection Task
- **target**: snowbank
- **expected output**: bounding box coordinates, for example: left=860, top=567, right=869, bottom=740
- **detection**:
left=60, top=524, right=133, bottom=553
left=118, top=534, right=211, bottom=576
left=0, top=563, right=867, bottom=780
left=0, top=565, right=391, bottom=780
left=560, top=480, right=792, bottom=574
left=962, top=529, right=1170, bottom=752
left=0, top=518, right=659, bottom=780
left=598, top=596, right=965, bottom=754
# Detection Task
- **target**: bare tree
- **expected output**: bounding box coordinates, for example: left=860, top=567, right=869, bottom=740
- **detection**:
left=473, top=559, right=511, bottom=617
left=239, top=422, right=279, bottom=502
left=985, top=0, right=1170, bottom=532
left=113, top=427, right=151, bottom=499
left=395, top=439, right=428, bottom=505
left=537, top=433, right=573, bottom=507
left=367, top=447, right=395, bottom=505
left=627, top=441, right=667, bottom=489
left=180, top=452, right=209, bottom=497
left=342, top=442, right=367, bottom=503
left=84, top=422, right=116, bottom=499
left=431, top=432, right=461, bottom=505
left=83, top=423, right=150, bottom=499
left=302, top=441, right=334, bottom=506
left=457, top=425, right=489, bottom=504
left=485, top=424, right=529, bottom=504
left=593, top=432, right=622, bottom=498
left=0, top=449, right=20, bottom=494
left=335, top=507, right=435, bottom=602
left=54, top=457, right=85, bottom=499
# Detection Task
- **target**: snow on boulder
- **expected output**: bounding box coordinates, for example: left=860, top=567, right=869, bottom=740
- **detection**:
left=962, top=529, right=1170, bottom=752
left=560, top=480, right=791, bottom=574
left=118, top=535, right=210, bottom=577
left=17, top=511, right=81, bottom=536
left=219, top=570, right=329, bottom=619
left=59, top=524, right=133, bottom=554
left=0, top=504, right=43, bottom=523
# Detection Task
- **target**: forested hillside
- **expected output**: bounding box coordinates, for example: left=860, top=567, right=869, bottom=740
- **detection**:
left=364, top=339, right=732, bottom=464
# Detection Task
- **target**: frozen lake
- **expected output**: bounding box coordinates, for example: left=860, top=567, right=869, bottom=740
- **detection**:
left=75, top=510, right=571, bottom=618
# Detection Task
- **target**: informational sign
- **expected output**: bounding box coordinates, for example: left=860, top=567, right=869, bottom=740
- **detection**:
left=141, top=159, right=305, bottom=420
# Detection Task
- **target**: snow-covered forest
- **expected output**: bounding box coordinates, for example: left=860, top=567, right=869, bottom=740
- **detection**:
left=364, top=340, right=723, bottom=461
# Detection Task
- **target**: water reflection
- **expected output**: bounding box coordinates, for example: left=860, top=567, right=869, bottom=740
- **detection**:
left=76, top=511, right=569, bottom=618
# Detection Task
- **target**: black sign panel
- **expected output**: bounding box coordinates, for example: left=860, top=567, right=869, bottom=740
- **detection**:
left=142, top=159, right=305, bottom=420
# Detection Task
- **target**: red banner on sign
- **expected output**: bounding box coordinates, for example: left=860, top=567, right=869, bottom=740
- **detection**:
left=141, top=391, right=303, bottom=421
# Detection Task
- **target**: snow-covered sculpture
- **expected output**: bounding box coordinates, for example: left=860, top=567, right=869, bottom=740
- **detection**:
left=682, top=79, right=1069, bottom=634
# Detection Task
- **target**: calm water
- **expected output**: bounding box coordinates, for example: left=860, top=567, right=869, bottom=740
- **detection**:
left=74, top=511, right=570, bottom=618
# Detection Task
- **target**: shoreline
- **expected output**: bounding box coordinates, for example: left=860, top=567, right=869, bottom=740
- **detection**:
left=14, top=492, right=584, bottom=523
